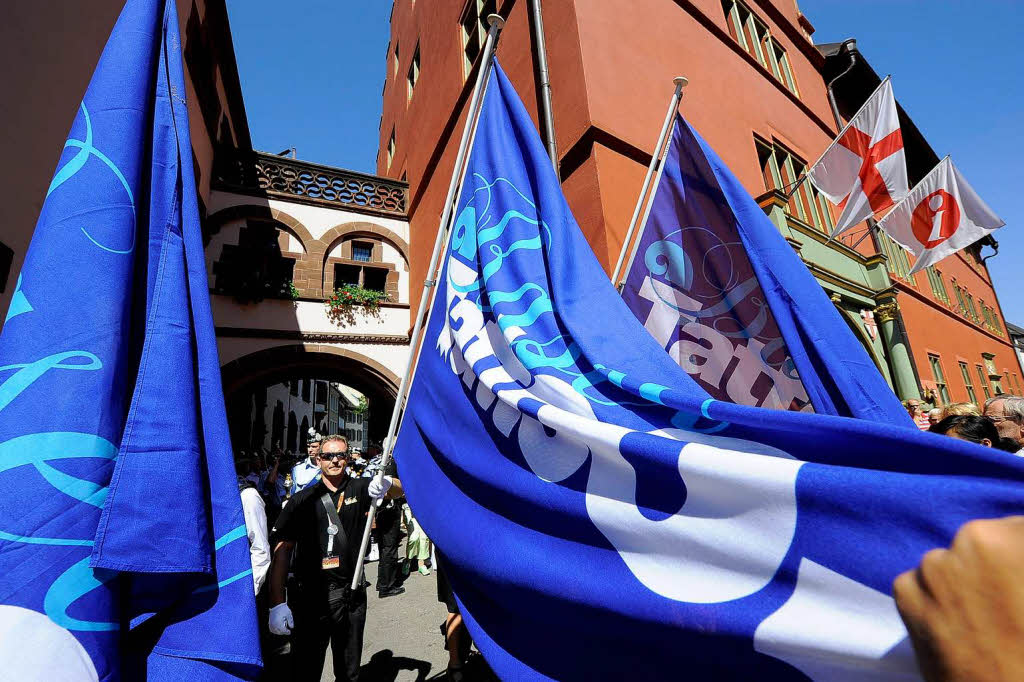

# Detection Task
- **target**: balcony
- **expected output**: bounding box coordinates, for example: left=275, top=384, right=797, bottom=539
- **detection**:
left=214, top=148, right=408, bottom=219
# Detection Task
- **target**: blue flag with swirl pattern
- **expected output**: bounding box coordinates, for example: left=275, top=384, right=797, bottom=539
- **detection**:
left=393, top=60, right=1024, bottom=681
left=0, top=1, right=260, bottom=679
left=620, top=113, right=910, bottom=422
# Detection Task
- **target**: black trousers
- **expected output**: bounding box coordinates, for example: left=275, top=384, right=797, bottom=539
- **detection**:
left=290, top=586, right=367, bottom=682
left=374, top=508, right=402, bottom=593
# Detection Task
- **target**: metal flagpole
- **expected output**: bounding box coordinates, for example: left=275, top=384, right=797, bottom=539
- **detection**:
left=610, top=76, right=688, bottom=289
left=351, top=15, right=506, bottom=591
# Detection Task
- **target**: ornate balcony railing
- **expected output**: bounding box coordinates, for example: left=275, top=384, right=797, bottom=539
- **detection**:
left=214, top=149, right=408, bottom=218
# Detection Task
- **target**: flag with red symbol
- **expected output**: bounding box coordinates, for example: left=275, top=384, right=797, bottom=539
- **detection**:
left=877, top=156, right=1004, bottom=274
left=807, top=77, right=908, bottom=236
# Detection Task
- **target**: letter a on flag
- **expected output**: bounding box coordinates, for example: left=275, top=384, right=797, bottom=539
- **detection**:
left=620, top=112, right=910, bottom=422
left=808, top=78, right=908, bottom=236
left=877, top=157, right=1004, bottom=274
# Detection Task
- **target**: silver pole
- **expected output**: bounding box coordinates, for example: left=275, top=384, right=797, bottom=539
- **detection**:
left=528, top=0, right=557, bottom=171
left=611, top=76, right=688, bottom=289
left=351, top=14, right=506, bottom=591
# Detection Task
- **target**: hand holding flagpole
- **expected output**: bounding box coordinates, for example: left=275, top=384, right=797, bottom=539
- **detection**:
left=350, top=14, right=506, bottom=591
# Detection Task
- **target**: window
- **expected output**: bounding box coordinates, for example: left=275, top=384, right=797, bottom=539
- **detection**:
left=334, top=263, right=390, bottom=294
left=387, top=128, right=396, bottom=170
left=878, top=232, right=916, bottom=285
left=351, top=242, right=373, bottom=263
left=461, top=0, right=497, bottom=78
left=407, top=43, right=420, bottom=102
left=721, top=0, right=798, bottom=96
left=925, top=267, right=950, bottom=305
left=290, top=379, right=299, bottom=397
left=964, top=293, right=980, bottom=324
left=977, top=365, right=992, bottom=399
left=991, top=309, right=1005, bottom=337
left=392, top=41, right=399, bottom=77
left=0, top=240, right=12, bottom=293
left=952, top=281, right=969, bottom=317
left=755, top=138, right=833, bottom=233
left=959, top=362, right=977, bottom=404
left=929, top=355, right=950, bottom=405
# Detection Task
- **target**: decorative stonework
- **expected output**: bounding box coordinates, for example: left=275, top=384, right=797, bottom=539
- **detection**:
left=829, top=292, right=842, bottom=304
left=215, top=150, right=408, bottom=219
left=215, top=327, right=410, bottom=345
left=874, top=301, right=899, bottom=323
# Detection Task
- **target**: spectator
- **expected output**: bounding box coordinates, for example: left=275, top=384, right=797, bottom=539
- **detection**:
left=235, top=460, right=270, bottom=595
left=940, top=402, right=981, bottom=419
left=290, top=430, right=323, bottom=493
left=267, top=434, right=402, bottom=682
left=403, top=502, right=432, bottom=576
left=904, top=399, right=930, bottom=430
left=930, top=415, right=1000, bottom=448
left=927, top=408, right=943, bottom=428
left=983, top=396, right=1024, bottom=452
left=435, top=549, right=471, bottom=682
left=373, top=446, right=405, bottom=598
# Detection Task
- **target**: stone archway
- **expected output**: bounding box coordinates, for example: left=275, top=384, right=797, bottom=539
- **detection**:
left=221, top=344, right=400, bottom=446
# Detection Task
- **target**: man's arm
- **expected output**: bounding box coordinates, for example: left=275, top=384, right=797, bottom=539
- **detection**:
left=269, top=540, right=293, bottom=607
left=386, top=476, right=403, bottom=499
left=893, top=516, right=1024, bottom=682
left=241, top=488, right=271, bottom=594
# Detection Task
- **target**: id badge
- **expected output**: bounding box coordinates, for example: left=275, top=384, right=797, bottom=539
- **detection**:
left=321, top=556, right=340, bottom=570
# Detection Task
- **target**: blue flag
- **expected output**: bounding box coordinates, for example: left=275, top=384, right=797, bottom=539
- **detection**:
left=0, top=1, right=261, bottom=679
left=393, top=61, right=1024, bottom=681
left=621, top=113, right=910, bottom=422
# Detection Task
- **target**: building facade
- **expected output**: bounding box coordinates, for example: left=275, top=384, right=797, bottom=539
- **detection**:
left=379, top=0, right=1022, bottom=407
left=1, top=1, right=411, bottom=447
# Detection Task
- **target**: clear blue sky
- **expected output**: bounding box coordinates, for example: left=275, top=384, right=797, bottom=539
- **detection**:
left=227, top=1, right=1024, bottom=323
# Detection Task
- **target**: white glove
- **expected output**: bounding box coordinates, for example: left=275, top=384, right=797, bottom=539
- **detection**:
left=268, top=603, right=294, bottom=636
left=368, top=475, right=393, bottom=500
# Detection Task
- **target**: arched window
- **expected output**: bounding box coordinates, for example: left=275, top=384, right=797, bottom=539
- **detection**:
left=300, top=416, right=309, bottom=445
left=287, top=411, right=298, bottom=453
left=271, top=401, right=285, bottom=450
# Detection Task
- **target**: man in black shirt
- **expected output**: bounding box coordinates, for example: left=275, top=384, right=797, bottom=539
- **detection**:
left=267, top=434, right=403, bottom=682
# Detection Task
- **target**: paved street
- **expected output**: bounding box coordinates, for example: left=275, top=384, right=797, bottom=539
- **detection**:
left=322, top=553, right=451, bottom=682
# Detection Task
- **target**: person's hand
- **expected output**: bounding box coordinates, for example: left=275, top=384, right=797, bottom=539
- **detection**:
left=894, top=516, right=1024, bottom=682
left=268, top=603, right=294, bottom=636
left=369, top=475, right=393, bottom=500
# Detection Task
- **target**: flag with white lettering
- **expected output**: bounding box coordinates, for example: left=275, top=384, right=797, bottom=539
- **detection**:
left=808, top=77, right=908, bottom=236
left=621, top=112, right=909, bottom=422
left=0, top=1, right=261, bottom=679
left=877, top=157, right=1004, bottom=274
left=393, top=60, right=1024, bottom=682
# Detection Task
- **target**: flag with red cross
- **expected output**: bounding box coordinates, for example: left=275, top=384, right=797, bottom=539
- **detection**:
left=807, top=77, right=908, bottom=236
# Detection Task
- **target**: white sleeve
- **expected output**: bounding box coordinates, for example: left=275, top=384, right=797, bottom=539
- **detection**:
left=240, top=488, right=270, bottom=594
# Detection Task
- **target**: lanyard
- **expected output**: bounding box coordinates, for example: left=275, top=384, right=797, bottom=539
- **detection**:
left=320, top=488, right=347, bottom=558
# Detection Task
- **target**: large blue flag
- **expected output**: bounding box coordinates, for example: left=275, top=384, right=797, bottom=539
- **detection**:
left=393, top=61, right=1024, bottom=681
left=621, top=113, right=910, bottom=422
left=0, top=1, right=261, bottom=679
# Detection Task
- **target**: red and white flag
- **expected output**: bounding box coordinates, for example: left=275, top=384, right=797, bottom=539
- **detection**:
left=877, top=156, right=1004, bottom=274
left=807, top=77, right=908, bottom=236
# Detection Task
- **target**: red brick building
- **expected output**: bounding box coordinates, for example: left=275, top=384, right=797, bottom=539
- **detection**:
left=378, top=0, right=1021, bottom=407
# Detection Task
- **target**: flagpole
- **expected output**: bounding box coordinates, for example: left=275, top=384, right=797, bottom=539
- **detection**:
left=610, top=76, right=688, bottom=289
left=350, top=14, right=505, bottom=591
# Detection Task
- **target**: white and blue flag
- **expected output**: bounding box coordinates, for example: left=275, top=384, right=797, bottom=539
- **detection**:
left=393, top=61, right=1024, bottom=681
left=0, top=1, right=261, bottom=679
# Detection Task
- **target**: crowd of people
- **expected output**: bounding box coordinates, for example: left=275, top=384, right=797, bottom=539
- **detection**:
left=234, top=429, right=474, bottom=682
left=904, top=394, right=1024, bottom=453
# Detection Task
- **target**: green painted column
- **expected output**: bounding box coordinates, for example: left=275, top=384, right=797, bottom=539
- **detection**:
left=875, top=301, right=920, bottom=401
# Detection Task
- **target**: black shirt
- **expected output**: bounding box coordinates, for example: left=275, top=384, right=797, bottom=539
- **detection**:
left=273, top=476, right=372, bottom=592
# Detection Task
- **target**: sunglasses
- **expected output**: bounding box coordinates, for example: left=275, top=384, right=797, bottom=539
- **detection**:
left=319, top=451, right=349, bottom=462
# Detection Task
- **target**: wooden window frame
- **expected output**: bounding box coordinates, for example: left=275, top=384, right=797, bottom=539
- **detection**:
left=929, top=354, right=950, bottom=405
